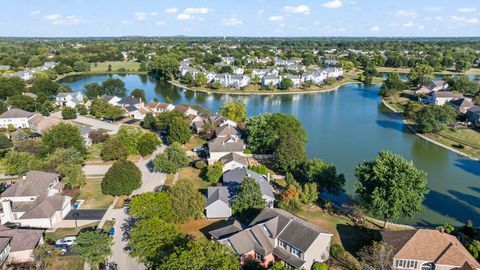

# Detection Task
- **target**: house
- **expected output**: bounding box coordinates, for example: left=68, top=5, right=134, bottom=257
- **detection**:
left=118, top=96, right=144, bottom=119
left=27, top=115, right=61, bottom=134
left=221, top=56, right=235, bottom=65
left=427, top=91, right=464, bottom=105
left=219, top=152, right=247, bottom=172
left=252, top=69, right=271, bottom=78
left=283, top=74, right=301, bottom=87
left=55, top=92, right=84, bottom=108
left=286, top=65, right=306, bottom=73
left=0, top=171, right=72, bottom=228
left=0, top=226, right=43, bottom=265
left=11, top=70, right=33, bottom=81
left=215, top=125, right=240, bottom=138
left=79, top=125, right=92, bottom=146
left=325, top=67, right=344, bottom=78
left=147, top=102, right=175, bottom=113
left=262, top=75, right=281, bottom=87
left=192, top=115, right=237, bottom=134
left=209, top=208, right=333, bottom=269
left=223, top=167, right=274, bottom=207
left=205, top=187, right=231, bottom=219
left=302, top=70, right=327, bottom=84
left=449, top=98, right=474, bottom=114
left=174, top=105, right=198, bottom=116
left=214, top=74, right=250, bottom=88
left=233, top=67, right=244, bottom=75
left=415, top=80, right=449, bottom=95
left=466, top=105, right=480, bottom=126
left=324, top=60, right=339, bottom=67
left=0, top=109, right=35, bottom=129
left=99, top=95, right=121, bottom=106
left=381, top=229, right=480, bottom=270
left=208, top=136, right=246, bottom=162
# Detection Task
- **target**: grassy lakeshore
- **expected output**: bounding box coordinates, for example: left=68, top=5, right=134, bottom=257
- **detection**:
left=382, top=95, right=480, bottom=160
left=377, top=66, right=480, bottom=75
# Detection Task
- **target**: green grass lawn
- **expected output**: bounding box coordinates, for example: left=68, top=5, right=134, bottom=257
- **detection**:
left=183, top=135, right=207, bottom=152
left=45, top=222, right=99, bottom=242
left=102, top=220, right=116, bottom=232
left=430, top=128, right=480, bottom=159
left=178, top=219, right=229, bottom=240
left=177, top=167, right=209, bottom=190
left=46, top=256, right=84, bottom=270
left=85, top=143, right=103, bottom=162
left=77, top=178, right=114, bottom=209
left=90, top=61, right=140, bottom=72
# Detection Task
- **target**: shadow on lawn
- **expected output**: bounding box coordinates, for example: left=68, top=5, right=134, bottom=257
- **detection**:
left=198, top=219, right=231, bottom=239
left=336, top=224, right=381, bottom=255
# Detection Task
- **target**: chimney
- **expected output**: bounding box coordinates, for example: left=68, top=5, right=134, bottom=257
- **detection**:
left=1, top=200, right=14, bottom=223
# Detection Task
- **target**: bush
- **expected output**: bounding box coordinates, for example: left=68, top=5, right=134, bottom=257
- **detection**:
left=195, top=160, right=207, bottom=169
left=330, top=243, right=345, bottom=258
left=102, top=160, right=141, bottom=196
left=89, top=130, right=109, bottom=144
left=312, top=262, right=328, bottom=270
left=137, top=132, right=161, bottom=156
left=153, top=142, right=189, bottom=173
left=101, top=137, right=128, bottom=161
left=202, top=162, right=223, bottom=184
left=62, top=107, right=77, bottom=119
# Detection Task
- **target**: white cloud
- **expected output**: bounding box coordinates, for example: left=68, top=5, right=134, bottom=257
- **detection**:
left=467, top=18, right=479, bottom=24
left=134, top=11, right=148, bottom=21
left=424, top=6, right=442, bottom=12
left=403, top=21, right=415, bottom=27
left=44, top=14, right=84, bottom=25
left=258, top=10, right=265, bottom=14
left=371, top=25, right=380, bottom=32
left=450, top=15, right=479, bottom=24
left=164, top=8, right=178, bottom=14
left=29, top=10, right=41, bottom=16
left=150, top=12, right=158, bottom=16
left=177, top=13, right=193, bottom=20
left=395, top=10, right=417, bottom=18
left=223, top=18, right=243, bottom=26
left=184, top=8, right=209, bottom=14
left=417, top=25, right=425, bottom=30
left=435, top=16, right=443, bottom=21
left=458, top=7, right=477, bottom=13
left=156, top=21, right=166, bottom=26
left=321, top=0, right=343, bottom=9
left=268, top=16, right=284, bottom=22
left=284, top=5, right=310, bottom=14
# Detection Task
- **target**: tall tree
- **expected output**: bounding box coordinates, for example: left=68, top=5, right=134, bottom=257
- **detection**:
left=101, top=160, right=141, bottom=196
left=218, top=101, right=247, bottom=122
left=101, top=78, right=127, bottom=97
left=148, top=54, right=180, bottom=80
left=131, top=88, right=146, bottom=102
left=408, top=64, right=434, bottom=87
left=41, top=123, right=86, bottom=155
left=75, top=230, right=112, bottom=268
left=136, top=132, right=161, bottom=156
left=357, top=242, right=394, bottom=270
left=297, top=159, right=345, bottom=195
left=130, top=192, right=172, bottom=220
left=170, top=181, right=205, bottom=223
left=84, top=82, right=104, bottom=99
left=153, top=142, right=189, bottom=174
left=354, top=151, right=428, bottom=227
left=101, top=137, right=128, bottom=161
left=232, top=177, right=266, bottom=215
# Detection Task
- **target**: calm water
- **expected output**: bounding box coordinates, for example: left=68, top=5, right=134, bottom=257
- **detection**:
left=62, top=74, right=480, bottom=226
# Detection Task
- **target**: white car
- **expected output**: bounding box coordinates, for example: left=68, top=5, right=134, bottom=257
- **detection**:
left=55, top=236, right=77, bottom=247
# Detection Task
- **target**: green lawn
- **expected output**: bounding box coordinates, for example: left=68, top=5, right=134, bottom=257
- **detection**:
left=102, top=220, right=116, bottom=232
left=77, top=178, right=114, bottom=209
left=430, top=128, right=480, bottom=159
left=90, top=61, right=140, bottom=72
left=177, top=167, right=209, bottom=190
left=178, top=219, right=229, bottom=240
left=46, top=256, right=84, bottom=270
left=183, top=135, right=207, bottom=152
left=45, top=222, right=99, bottom=242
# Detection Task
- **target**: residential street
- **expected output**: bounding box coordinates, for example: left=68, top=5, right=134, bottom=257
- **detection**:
left=51, top=112, right=120, bottom=134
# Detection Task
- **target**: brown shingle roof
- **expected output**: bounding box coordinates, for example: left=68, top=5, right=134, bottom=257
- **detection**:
left=20, top=195, right=66, bottom=219
left=1, top=171, right=59, bottom=198
left=0, top=109, right=33, bottom=119
left=382, top=229, right=480, bottom=268
left=0, top=226, right=43, bottom=252
left=208, top=136, right=245, bottom=152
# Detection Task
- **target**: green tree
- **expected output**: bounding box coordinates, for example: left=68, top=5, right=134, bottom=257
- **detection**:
left=142, top=113, right=156, bottom=129
left=170, top=181, right=205, bottom=223
left=300, top=182, right=319, bottom=204
left=380, top=73, right=406, bottom=97
left=75, top=230, right=112, bottom=267
left=160, top=240, right=240, bottom=270
left=131, top=88, right=146, bottom=102
left=0, top=77, right=26, bottom=100
left=31, top=77, right=59, bottom=96
left=218, top=101, right=247, bottom=122
left=357, top=241, right=394, bottom=270
left=102, top=160, right=141, bottom=196
left=312, top=262, right=328, bottom=270
left=7, top=95, right=37, bottom=112
left=116, top=125, right=143, bottom=155
left=137, top=132, right=161, bottom=156
left=274, top=131, right=307, bottom=173
left=408, top=64, right=434, bottom=87
left=84, top=83, right=104, bottom=99
left=153, top=142, right=189, bottom=173
left=167, top=117, right=190, bottom=145
left=57, top=163, right=86, bottom=188
left=354, top=151, right=428, bottom=227
left=148, top=54, right=180, bottom=80
left=128, top=217, right=189, bottom=267
left=181, top=72, right=194, bottom=86
left=203, top=162, right=223, bottom=184
left=101, top=78, right=127, bottom=97
left=73, top=60, right=91, bottom=72
left=447, top=75, right=480, bottom=96
left=101, top=137, right=128, bottom=161
left=278, top=78, right=294, bottom=90
left=130, top=192, right=172, bottom=220
left=416, top=105, right=456, bottom=133
left=3, top=151, right=42, bottom=175
left=278, top=184, right=302, bottom=213
left=297, top=159, right=346, bottom=195
left=232, top=177, right=266, bottom=215
left=0, top=134, right=13, bottom=150
left=41, top=123, right=86, bottom=154
left=61, top=107, right=77, bottom=119
left=194, top=73, right=208, bottom=87
left=43, top=147, right=85, bottom=171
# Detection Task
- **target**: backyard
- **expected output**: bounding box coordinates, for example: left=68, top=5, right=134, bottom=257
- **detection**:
left=77, top=178, right=114, bottom=209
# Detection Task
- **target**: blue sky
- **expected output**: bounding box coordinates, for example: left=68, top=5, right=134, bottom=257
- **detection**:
left=1, top=0, right=480, bottom=37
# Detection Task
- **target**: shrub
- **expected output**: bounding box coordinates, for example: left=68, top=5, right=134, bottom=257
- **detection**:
left=152, top=142, right=189, bottom=174
left=89, top=130, right=109, bottom=144
left=330, top=243, right=345, bottom=258
left=101, top=160, right=141, bottom=196
left=136, top=133, right=161, bottom=156
left=311, top=262, right=328, bottom=270
left=101, top=137, right=128, bottom=161
left=195, top=160, right=207, bottom=169
left=203, top=162, right=223, bottom=185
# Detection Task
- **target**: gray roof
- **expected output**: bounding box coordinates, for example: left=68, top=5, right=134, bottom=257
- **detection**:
left=118, top=96, right=140, bottom=105
left=19, top=195, right=66, bottom=219
left=272, top=247, right=305, bottom=268
left=99, top=95, right=117, bottom=102
left=208, top=136, right=245, bottom=153
left=215, top=125, right=239, bottom=137
left=0, top=109, right=33, bottom=119
left=0, top=237, right=10, bottom=252
left=263, top=75, right=280, bottom=80
left=450, top=98, right=474, bottom=108
left=467, top=105, right=480, bottom=113
left=79, top=125, right=92, bottom=136
left=209, top=220, right=243, bottom=239
left=0, top=226, right=43, bottom=252
left=222, top=168, right=274, bottom=199
left=219, top=153, right=247, bottom=166
left=1, top=171, right=59, bottom=198
left=206, top=187, right=230, bottom=208
left=56, top=92, right=78, bottom=98
left=434, top=91, right=463, bottom=98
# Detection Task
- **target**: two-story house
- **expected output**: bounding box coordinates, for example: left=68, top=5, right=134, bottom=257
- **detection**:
left=0, top=109, right=35, bottom=129
left=207, top=125, right=245, bottom=162
left=0, top=171, right=72, bottom=228
left=55, top=92, right=84, bottom=108
left=210, top=208, right=333, bottom=269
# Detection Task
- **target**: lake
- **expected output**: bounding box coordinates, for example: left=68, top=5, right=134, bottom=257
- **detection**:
left=61, top=74, right=480, bottom=226
left=378, top=72, right=479, bottom=81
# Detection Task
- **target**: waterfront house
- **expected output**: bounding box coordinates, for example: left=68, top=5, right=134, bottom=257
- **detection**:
left=302, top=70, right=328, bottom=84
left=325, top=67, right=344, bottom=78
left=214, top=74, right=251, bottom=88
left=99, top=95, right=121, bottom=106
left=449, top=98, right=474, bottom=114
left=283, top=74, right=302, bottom=87
left=466, top=105, right=480, bottom=126
left=0, top=226, right=44, bottom=265
left=286, top=65, right=306, bottom=73
left=27, top=114, right=61, bottom=134
left=0, top=171, right=72, bottom=228
left=252, top=69, right=271, bottom=78
left=55, top=92, right=84, bottom=108
left=147, top=102, right=175, bottom=113
left=208, top=135, right=246, bottom=162
left=0, top=109, right=35, bottom=129
left=415, top=80, right=449, bottom=96
left=232, top=66, right=244, bottom=75
left=205, top=186, right=231, bottom=219
left=10, top=70, right=33, bottom=81
left=209, top=208, right=332, bottom=269
left=174, top=105, right=198, bottom=116
left=381, top=229, right=480, bottom=270
left=262, top=75, right=281, bottom=87
left=223, top=167, right=274, bottom=208
left=219, top=152, right=247, bottom=172
left=427, top=91, right=463, bottom=105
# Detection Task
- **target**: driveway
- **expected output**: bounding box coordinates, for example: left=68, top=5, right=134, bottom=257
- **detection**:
left=64, top=210, right=107, bottom=220
left=51, top=112, right=120, bottom=134
left=83, top=164, right=112, bottom=176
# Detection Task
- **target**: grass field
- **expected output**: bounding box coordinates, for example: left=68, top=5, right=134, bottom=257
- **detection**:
left=77, top=178, right=114, bottom=209
left=178, top=219, right=229, bottom=240
left=177, top=167, right=209, bottom=190
left=45, top=222, right=99, bottom=241
left=431, top=128, right=480, bottom=159
left=183, top=135, right=207, bottom=152
left=46, top=256, right=84, bottom=270
left=90, top=61, right=140, bottom=72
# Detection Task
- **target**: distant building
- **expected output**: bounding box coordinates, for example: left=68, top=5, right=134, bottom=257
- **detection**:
left=0, top=109, right=35, bottom=129
left=415, top=80, right=449, bottom=96
left=427, top=91, right=463, bottom=105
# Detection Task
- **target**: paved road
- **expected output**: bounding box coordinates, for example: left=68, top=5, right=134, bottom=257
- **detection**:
left=83, top=164, right=112, bottom=176
left=51, top=112, right=120, bottom=134
left=106, top=146, right=166, bottom=270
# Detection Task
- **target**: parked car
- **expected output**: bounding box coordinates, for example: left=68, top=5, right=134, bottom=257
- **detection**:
left=55, top=236, right=77, bottom=247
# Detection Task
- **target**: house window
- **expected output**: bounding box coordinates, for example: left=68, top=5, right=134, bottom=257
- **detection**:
left=421, top=263, right=435, bottom=270
left=291, top=246, right=301, bottom=258
left=395, top=259, right=419, bottom=269
left=255, top=252, right=264, bottom=262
